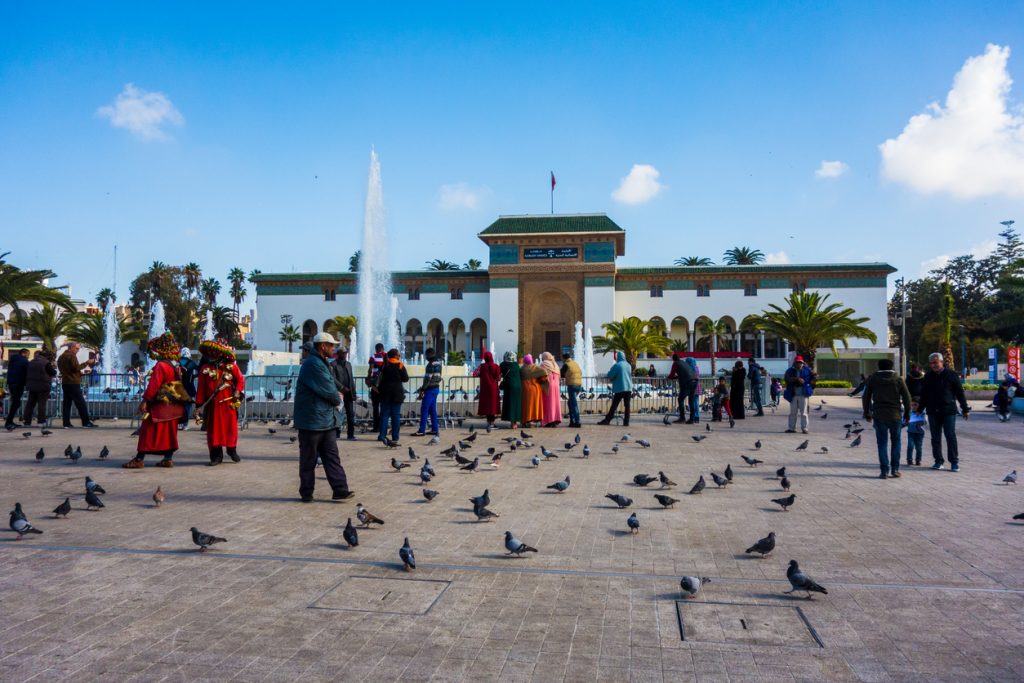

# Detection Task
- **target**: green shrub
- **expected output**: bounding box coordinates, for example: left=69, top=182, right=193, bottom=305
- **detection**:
left=814, top=380, right=852, bottom=389
left=963, top=383, right=998, bottom=391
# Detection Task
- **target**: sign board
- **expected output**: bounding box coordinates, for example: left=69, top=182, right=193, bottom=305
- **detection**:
left=988, top=347, right=998, bottom=383
left=1009, top=347, right=1020, bottom=381
left=523, top=247, right=578, bottom=260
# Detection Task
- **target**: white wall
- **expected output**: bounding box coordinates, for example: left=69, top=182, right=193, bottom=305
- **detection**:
left=489, top=288, right=518, bottom=357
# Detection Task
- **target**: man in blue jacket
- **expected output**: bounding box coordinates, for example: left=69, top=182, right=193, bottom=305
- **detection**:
left=4, top=349, right=30, bottom=430
left=783, top=355, right=815, bottom=434
left=597, top=352, right=634, bottom=427
left=295, top=332, right=353, bottom=502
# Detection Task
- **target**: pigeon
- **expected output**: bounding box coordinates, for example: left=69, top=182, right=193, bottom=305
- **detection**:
left=268, top=428, right=277, bottom=435
left=85, top=490, right=105, bottom=510
left=10, top=516, right=42, bottom=539
left=815, top=404, right=823, bottom=411
left=22, top=431, right=31, bottom=439
left=504, top=531, right=538, bottom=555
left=710, top=472, right=729, bottom=488
left=819, top=446, right=829, bottom=454
left=795, top=440, right=808, bottom=451
left=458, top=440, right=471, bottom=451
left=605, top=493, right=633, bottom=508
left=776, top=467, right=786, bottom=479
left=820, top=413, right=827, bottom=420
left=658, top=471, right=676, bottom=488
left=465, top=431, right=478, bottom=442
left=454, top=452, right=472, bottom=465
left=399, top=537, right=416, bottom=570
left=53, top=498, right=71, bottom=518
left=472, top=503, right=500, bottom=521
left=724, top=464, right=733, bottom=481
left=620, top=433, right=631, bottom=442
left=785, top=560, right=828, bottom=598
left=69, top=447, right=82, bottom=463
left=460, top=457, right=480, bottom=473
left=689, top=476, right=706, bottom=495
left=35, top=448, right=44, bottom=462
left=356, top=504, right=384, bottom=527
left=626, top=512, right=640, bottom=534
left=692, top=435, right=706, bottom=442
left=130, top=428, right=139, bottom=437
left=850, top=435, right=862, bottom=448
left=420, top=469, right=432, bottom=483
left=391, top=458, right=409, bottom=471
left=1014, top=513, right=1024, bottom=520
left=408, top=446, right=419, bottom=460
left=428, top=434, right=440, bottom=445
left=521, top=430, right=533, bottom=439
left=679, top=576, right=710, bottom=599
left=10, top=503, right=26, bottom=522
left=469, top=489, right=491, bottom=508
left=706, top=423, right=712, bottom=432
left=633, top=473, right=658, bottom=487
left=540, top=446, right=557, bottom=459
left=582, top=445, right=590, bottom=458
left=772, top=494, right=796, bottom=511
left=191, top=527, right=226, bottom=551
left=441, top=445, right=458, bottom=457
left=487, top=447, right=497, bottom=456
left=745, top=531, right=776, bottom=558
left=637, top=439, right=651, bottom=449
left=1003, top=470, right=1017, bottom=485
left=754, top=440, right=762, bottom=450
left=653, top=494, right=679, bottom=508
left=531, top=455, right=541, bottom=467
left=741, top=455, right=763, bottom=467
left=563, top=442, right=576, bottom=451
left=153, top=486, right=165, bottom=507
left=85, top=477, right=106, bottom=495
left=546, top=475, right=571, bottom=492
left=341, top=518, right=360, bottom=547
left=289, top=435, right=298, bottom=444
left=781, top=477, right=791, bottom=491
left=423, top=488, right=439, bottom=502
left=99, top=445, right=109, bottom=459
left=663, top=413, right=672, bottom=425
left=611, top=444, right=619, bottom=454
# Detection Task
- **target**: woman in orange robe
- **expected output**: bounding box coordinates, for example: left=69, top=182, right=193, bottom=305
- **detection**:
left=519, top=354, right=546, bottom=426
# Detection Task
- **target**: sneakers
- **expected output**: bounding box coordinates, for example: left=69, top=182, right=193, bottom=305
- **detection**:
left=801, top=430, right=809, bottom=434
left=890, top=472, right=901, bottom=478
left=82, top=423, right=98, bottom=429
left=411, top=432, right=426, bottom=437
left=784, top=429, right=796, bottom=433
left=951, top=464, right=960, bottom=472
left=596, top=419, right=611, bottom=426
left=878, top=473, right=889, bottom=479
left=427, top=431, right=439, bottom=436
left=347, top=436, right=358, bottom=441
left=332, top=490, right=355, bottom=500
left=931, top=462, right=943, bottom=470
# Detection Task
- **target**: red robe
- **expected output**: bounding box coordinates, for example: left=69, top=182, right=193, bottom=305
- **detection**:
left=477, top=358, right=501, bottom=417
left=137, top=360, right=180, bottom=455
left=196, top=361, right=244, bottom=448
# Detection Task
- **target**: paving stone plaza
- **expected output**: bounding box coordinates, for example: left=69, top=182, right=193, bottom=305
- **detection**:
left=2, top=396, right=1022, bottom=682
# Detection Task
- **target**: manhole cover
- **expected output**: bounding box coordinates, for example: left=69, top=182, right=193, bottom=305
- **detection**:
left=310, top=576, right=450, bottom=615
left=676, top=601, right=823, bottom=648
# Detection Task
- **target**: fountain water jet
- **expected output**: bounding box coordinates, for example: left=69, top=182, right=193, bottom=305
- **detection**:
left=204, top=308, right=215, bottom=341
left=356, top=148, right=393, bottom=361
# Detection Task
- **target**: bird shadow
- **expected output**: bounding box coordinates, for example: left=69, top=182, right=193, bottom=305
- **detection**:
left=761, top=507, right=786, bottom=513
left=654, top=591, right=686, bottom=601
left=322, top=543, right=355, bottom=552
left=608, top=529, right=634, bottom=537
left=732, top=553, right=763, bottom=561
left=453, top=519, right=493, bottom=525
left=540, top=490, right=565, bottom=494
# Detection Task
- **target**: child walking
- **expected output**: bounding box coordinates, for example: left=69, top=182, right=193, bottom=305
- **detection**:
left=906, top=402, right=926, bottom=466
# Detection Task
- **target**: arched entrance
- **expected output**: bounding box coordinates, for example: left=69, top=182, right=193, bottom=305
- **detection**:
left=527, top=289, right=575, bottom=358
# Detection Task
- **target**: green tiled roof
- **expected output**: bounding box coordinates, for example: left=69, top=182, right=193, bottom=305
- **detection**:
left=251, top=270, right=487, bottom=283
left=616, top=263, right=896, bottom=275
left=479, top=214, right=624, bottom=236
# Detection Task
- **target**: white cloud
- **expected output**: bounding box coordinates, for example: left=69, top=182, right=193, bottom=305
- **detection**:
left=764, top=251, right=791, bottom=265
left=96, top=83, right=184, bottom=140
left=437, top=182, right=490, bottom=210
left=815, top=160, right=848, bottom=178
left=880, top=44, right=1024, bottom=199
left=611, top=164, right=663, bottom=204
left=918, top=238, right=999, bottom=276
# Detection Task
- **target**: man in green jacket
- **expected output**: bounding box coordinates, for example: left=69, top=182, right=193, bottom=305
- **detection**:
left=862, top=358, right=912, bottom=479
left=295, top=332, right=353, bottom=502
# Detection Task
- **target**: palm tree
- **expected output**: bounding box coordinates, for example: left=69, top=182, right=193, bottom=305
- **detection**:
left=722, top=247, right=765, bottom=265
left=745, top=291, right=877, bottom=367
left=211, top=305, right=241, bottom=342
left=69, top=311, right=146, bottom=352
left=593, top=317, right=673, bottom=369
left=464, top=258, right=482, bottom=270
left=95, top=287, right=116, bottom=313
left=674, top=256, right=714, bottom=266
left=938, top=281, right=956, bottom=371
left=669, top=338, right=689, bottom=353
left=696, top=317, right=732, bottom=376
left=348, top=251, right=361, bottom=273
left=425, top=259, right=460, bottom=271
left=200, top=277, right=221, bottom=307
left=13, top=303, right=82, bottom=351
left=247, top=268, right=262, bottom=282
left=0, top=252, right=74, bottom=315
left=147, top=261, right=170, bottom=295
left=183, top=263, right=202, bottom=300
left=279, top=323, right=300, bottom=353
left=324, top=314, right=358, bottom=348
left=227, top=267, right=247, bottom=316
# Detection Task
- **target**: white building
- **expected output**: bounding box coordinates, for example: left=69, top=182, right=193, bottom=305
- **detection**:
left=251, top=214, right=895, bottom=378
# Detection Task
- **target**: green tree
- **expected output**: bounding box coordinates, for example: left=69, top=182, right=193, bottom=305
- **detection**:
left=279, top=323, right=300, bottom=353
left=69, top=311, right=146, bottom=352
left=746, top=291, right=877, bottom=367
left=227, top=267, right=247, bottom=316
left=13, top=303, right=82, bottom=351
left=183, top=262, right=202, bottom=301
left=247, top=268, right=262, bottom=281
left=0, top=252, right=74, bottom=315
left=209, top=305, right=241, bottom=343
left=425, top=259, right=460, bottom=271
left=722, top=247, right=765, bottom=265
left=95, top=287, right=116, bottom=313
left=464, top=258, right=483, bottom=270
left=938, top=281, right=956, bottom=371
left=324, top=314, right=358, bottom=348
left=985, top=258, right=1024, bottom=343
left=200, top=277, right=221, bottom=307
left=674, top=256, right=714, bottom=266
left=348, top=251, right=361, bottom=273
left=696, top=317, right=733, bottom=376
left=669, top=338, right=689, bottom=353
left=593, top=317, right=673, bottom=369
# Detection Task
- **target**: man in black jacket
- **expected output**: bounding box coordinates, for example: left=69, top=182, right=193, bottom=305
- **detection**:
left=667, top=353, right=695, bottom=423
left=330, top=347, right=357, bottom=440
left=916, top=352, right=970, bottom=472
left=4, top=349, right=29, bottom=430
left=862, top=359, right=912, bottom=478
left=23, top=350, right=57, bottom=426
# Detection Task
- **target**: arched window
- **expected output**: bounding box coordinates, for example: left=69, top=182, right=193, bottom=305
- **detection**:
left=301, top=319, right=318, bottom=344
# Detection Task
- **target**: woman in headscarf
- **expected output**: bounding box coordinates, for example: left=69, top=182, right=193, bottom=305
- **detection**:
left=499, top=352, right=522, bottom=428
left=519, top=354, right=546, bottom=426
left=477, top=351, right=501, bottom=425
left=540, top=351, right=562, bottom=427
left=729, top=360, right=746, bottom=419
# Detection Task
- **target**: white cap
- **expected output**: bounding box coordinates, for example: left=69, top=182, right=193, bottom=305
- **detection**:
left=311, top=332, right=338, bottom=345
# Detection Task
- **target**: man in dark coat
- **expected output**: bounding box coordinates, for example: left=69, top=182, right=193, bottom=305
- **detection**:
left=23, top=350, right=57, bottom=426
left=330, top=347, right=357, bottom=441
left=667, top=353, right=695, bottom=423
left=916, top=352, right=970, bottom=472
left=862, top=358, right=913, bottom=478
left=4, top=349, right=30, bottom=430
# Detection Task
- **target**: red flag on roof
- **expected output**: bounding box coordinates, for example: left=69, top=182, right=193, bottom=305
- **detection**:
left=551, top=171, right=556, bottom=190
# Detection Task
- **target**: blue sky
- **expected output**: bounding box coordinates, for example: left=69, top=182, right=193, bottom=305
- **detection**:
left=2, top=2, right=1023, bottom=308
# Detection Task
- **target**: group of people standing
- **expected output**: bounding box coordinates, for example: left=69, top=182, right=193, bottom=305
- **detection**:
left=2, top=343, right=101, bottom=430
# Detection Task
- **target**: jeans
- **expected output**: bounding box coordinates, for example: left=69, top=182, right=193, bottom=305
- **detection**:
left=907, top=431, right=924, bottom=464
left=928, top=413, right=959, bottom=465
left=688, top=392, right=699, bottom=421
left=750, top=382, right=764, bottom=415
left=604, top=391, right=631, bottom=426
left=787, top=394, right=809, bottom=431
left=566, top=385, right=581, bottom=426
left=872, top=419, right=902, bottom=474
left=379, top=401, right=402, bottom=442
left=418, top=387, right=439, bottom=433
left=61, top=383, right=92, bottom=426
left=298, top=429, right=349, bottom=497
left=4, top=384, right=24, bottom=426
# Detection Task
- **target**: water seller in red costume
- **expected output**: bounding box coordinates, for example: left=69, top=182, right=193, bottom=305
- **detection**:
left=124, top=332, right=191, bottom=469
left=195, top=338, right=245, bottom=465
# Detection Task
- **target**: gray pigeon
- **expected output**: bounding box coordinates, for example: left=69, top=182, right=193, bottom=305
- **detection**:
left=754, top=440, right=762, bottom=449
left=64, top=444, right=73, bottom=457
left=637, top=439, right=651, bottom=448
left=742, top=455, right=763, bottom=467
left=408, top=446, right=419, bottom=460
left=460, top=457, right=480, bottom=472
left=10, top=516, right=42, bottom=539
left=692, top=435, right=706, bottom=442
left=620, top=433, right=631, bottom=442
left=710, top=472, right=728, bottom=488
left=850, top=435, right=862, bottom=448
left=605, top=493, right=633, bottom=508
left=772, top=494, right=796, bottom=511
left=473, top=503, right=500, bottom=522
left=563, top=442, right=576, bottom=451
left=53, top=498, right=71, bottom=518
left=191, top=527, right=226, bottom=551
left=422, top=459, right=435, bottom=476
left=679, top=576, right=710, bottom=598
left=626, top=512, right=640, bottom=533
left=428, top=434, right=440, bottom=445
left=658, top=471, right=676, bottom=488
left=35, top=448, right=44, bottom=461
left=99, top=445, right=110, bottom=459
left=1002, top=470, right=1017, bottom=485
left=10, top=503, right=26, bottom=522
left=546, top=475, right=571, bottom=492
left=633, top=473, right=657, bottom=487
left=69, top=446, right=82, bottom=463
left=795, top=440, right=809, bottom=451
left=688, top=475, right=706, bottom=495
left=85, top=490, right=105, bottom=510
left=611, top=444, right=619, bottom=454
left=420, top=469, right=432, bottom=483
left=781, top=477, right=791, bottom=491
left=343, top=518, right=359, bottom=547
left=541, top=446, right=557, bottom=459
left=653, top=494, right=679, bottom=508
left=391, top=457, right=409, bottom=471
left=423, top=488, right=439, bottom=502
left=745, top=531, right=776, bottom=557
left=582, top=445, right=590, bottom=458
left=453, top=451, right=472, bottom=465
left=531, top=454, right=541, bottom=467
left=469, top=489, right=490, bottom=508
left=785, top=559, right=828, bottom=598
left=776, top=467, right=786, bottom=479
left=85, top=476, right=106, bottom=495
left=819, top=446, right=829, bottom=453
left=399, top=537, right=416, bottom=570
left=663, top=413, right=672, bottom=425
left=504, top=531, right=538, bottom=555
left=574, top=433, right=581, bottom=444
left=724, top=464, right=733, bottom=481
